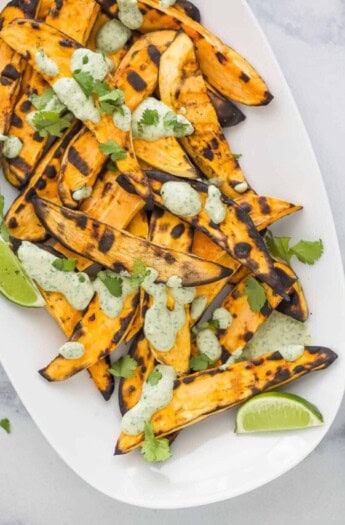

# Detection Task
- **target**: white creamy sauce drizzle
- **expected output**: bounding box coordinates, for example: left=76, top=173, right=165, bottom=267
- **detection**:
left=117, top=0, right=143, bottom=30
left=93, top=274, right=138, bottom=319
left=17, top=242, right=94, bottom=311
left=160, top=0, right=177, bottom=6
left=0, top=135, right=23, bottom=158
left=35, top=48, right=59, bottom=77
left=70, top=48, right=109, bottom=81
left=53, top=78, right=100, bottom=123
left=220, top=348, right=244, bottom=370
left=142, top=269, right=196, bottom=352
left=72, top=186, right=93, bottom=201
left=243, top=311, right=312, bottom=360
left=59, top=342, right=85, bottom=359
left=212, top=307, right=232, bottom=330
left=161, top=181, right=202, bottom=218
left=113, top=104, right=132, bottom=131
left=191, top=295, right=208, bottom=320
left=121, top=365, right=176, bottom=435
left=205, top=185, right=226, bottom=224
left=131, top=97, right=194, bottom=141
left=278, top=344, right=305, bottom=362
left=234, top=182, right=249, bottom=194
left=96, top=19, right=132, bottom=54
left=196, top=329, right=222, bottom=362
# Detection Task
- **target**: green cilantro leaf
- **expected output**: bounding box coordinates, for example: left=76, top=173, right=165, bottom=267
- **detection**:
left=0, top=194, right=9, bottom=242
left=163, top=111, right=190, bottom=135
left=32, top=111, right=71, bottom=138
left=106, top=161, right=118, bottom=172
left=29, top=88, right=55, bottom=110
left=99, top=89, right=125, bottom=114
left=109, top=355, right=137, bottom=378
left=242, top=277, right=267, bottom=312
left=233, top=153, right=242, bottom=160
left=82, top=55, right=89, bottom=65
left=138, top=109, right=159, bottom=132
left=290, top=239, right=324, bottom=265
left=141, top=422, right=172, bottom=463
left=189, top=353, right=213, bottom=372
left=99, top=140, right=127, bottom=162
left=97, top=270, right=123, bottom=297
left=0, top=418, right=11, bottom=434
left=72, top=70, right=95, bottom=97
left=266, top=231, right=324, bottom=267
left=92, top=79, right=111, bottom=97
left=52, top=257, right=77, bottom=272
left=200, top=319, right=220, bottom=331
left=146, top=369, right=162, bottom=386
left=130, top=258, right=150, bottom=287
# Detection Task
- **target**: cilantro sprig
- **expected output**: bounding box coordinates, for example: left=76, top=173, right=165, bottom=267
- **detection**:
left=242, top=277, right=267, bottom=313
left=32, top=111, right=72, bottom=138
left=130, top=258, right=150, bottom=287
left=97, top=270, right=123, bottom=297
left=189, top=353, right=214, bottom=372
left=99, top=140, right=127, bottom=162
left=200, top=319, right=220, bottom=331
left=52, top=257, right=77, bottom=272
left=266, top=231, right=324, bottom=267
left=109, top=355, right=137, bottom=378
left=163, top=111, right=190, bottom=136
left=138, top=109, right=159, bottom=133
left=146, top=369, right=162, bottom=386
left=0, top=194, right=9, bottom=242
left=98, top=89, right=125, bottom=115
left=0, top=418, right=11, bottom=434
left=141, top=422, right=172, bottom=463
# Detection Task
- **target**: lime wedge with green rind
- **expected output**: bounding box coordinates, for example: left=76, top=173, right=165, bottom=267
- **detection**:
left=0, top=236, right=45, bottom=308
left=235, top=392, right=323, bottom=433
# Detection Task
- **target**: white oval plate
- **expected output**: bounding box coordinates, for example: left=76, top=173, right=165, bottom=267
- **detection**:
left=1, top=0, right=344, bottom=510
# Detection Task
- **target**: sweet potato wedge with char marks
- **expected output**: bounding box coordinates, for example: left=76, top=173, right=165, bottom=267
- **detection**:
left=218, top=262, right=296, bottom=357
left=145, top=172, right=287, bottom=297
left=148, top=207, right=193, bottom=374
left=133, top=137, right=197, bottom=179
left=96, top=0, right=272, bottom=106
left=58, top=128, right=106, bottom=208
left=88, top=355, right=115, bottom=401
left=33, top=198, right=231, bottom=286
left=46, top=0, right=100, bottom=44
left=1, top=18, right=151, bottom=200
left=116, top=346, right=337, bottom=453
left=174, top=0, right=200, bottom=22
left=119, top=332, right=155, bottom=415
left=0, top=0, right=39, bottom=148
left=159, top=31, right=249, bottom=199
left=40, top=290, right=139, bottom=381
left=277, top=271, right=309, bottom=322
left=5, top=123, right=80, bottom=242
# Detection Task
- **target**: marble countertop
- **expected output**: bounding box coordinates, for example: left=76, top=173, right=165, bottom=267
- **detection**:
left=1, top=1, right=345, bottom=523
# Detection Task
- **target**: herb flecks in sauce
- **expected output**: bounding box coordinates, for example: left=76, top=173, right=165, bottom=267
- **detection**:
left=196, top=328, right=222, bottom=362
left=59, top=342, right=85, bottom=359
left=161, top=181, right=202, bottom=218
left=96, top=19, right=132, bottom=54
left=117, top=0, right=144, bottom=30
left=53, top=78, right=100, bottom=124
left=35, top=48, right=59, bottom=77
left=204, top=185, right=226, bottom=224
left=0, top=135, right=23, bottom=158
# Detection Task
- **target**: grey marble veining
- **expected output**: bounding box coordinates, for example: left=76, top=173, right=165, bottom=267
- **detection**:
left=1, top=1, right=345, bottom=523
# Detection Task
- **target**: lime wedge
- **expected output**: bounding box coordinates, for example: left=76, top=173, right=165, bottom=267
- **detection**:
left=235, top=392, right=323, bottom=433
left=0, top=237, right=45, bottom=308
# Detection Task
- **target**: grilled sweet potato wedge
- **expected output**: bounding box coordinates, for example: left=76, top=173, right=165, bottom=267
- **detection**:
left=46, top=0, right=99, bottom=44
left=58, top=128, right=106, bottom=208
left=133, top=137, right=197, bottom=179
left=96, top=0, right=272, bottom=106
left=5, top=123, right=80, bottom=242
left=88, top=355, right=115, bottom=401
left=40, top=291, right=139, bottom=381
left=174, top=0, right=200, bottom=22
left=119, top=332, right=155, bottom=415
left=116, top=346, right=337, bottom=453
left=1, top=18, right=151, bottom=199
left=34, top=198, right=231, bottom=286
left=148, top=207, right=193, bottom=374
left=277, top=272, right=309, bottom=322
left=159, top=31, right=249, bottom=199
left=0, top=0, right=39, bottom=146
left=146, top=172, right=287, bottom=297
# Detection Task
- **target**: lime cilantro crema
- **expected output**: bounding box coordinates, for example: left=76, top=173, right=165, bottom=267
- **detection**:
left=35, top=48, right=59, bottom=77
left=0, top=135, right=23, bottom=159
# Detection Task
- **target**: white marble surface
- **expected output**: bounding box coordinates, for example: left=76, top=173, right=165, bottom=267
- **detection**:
left=1, top=1, right=345, bottom=523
